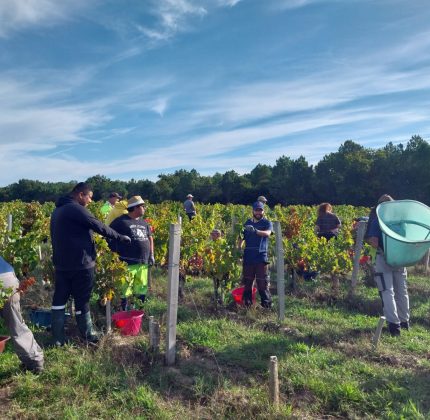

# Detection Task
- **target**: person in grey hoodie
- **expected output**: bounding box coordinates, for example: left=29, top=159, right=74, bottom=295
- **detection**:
left=50, top=182, right=131, bottom=345
left=0, top=255, right=44, bottom=373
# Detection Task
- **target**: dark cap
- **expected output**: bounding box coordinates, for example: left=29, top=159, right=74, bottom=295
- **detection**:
left=252, top=201, right=264, bottom=210
left=109, top=192, right=122, bottom=199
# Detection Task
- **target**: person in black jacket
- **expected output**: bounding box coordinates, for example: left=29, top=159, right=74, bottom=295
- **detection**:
left=50, top=182, right=131, bottom=345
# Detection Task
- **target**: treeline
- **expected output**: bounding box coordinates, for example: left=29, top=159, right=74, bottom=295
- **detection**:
left=1, top=136, right=429, bottom=206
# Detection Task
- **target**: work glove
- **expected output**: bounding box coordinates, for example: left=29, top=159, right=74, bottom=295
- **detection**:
left=148, top=254, right=155, bottom=266
left=244, top=225, right=256, bottom=233
left=119, top=235, right=132, bottom=244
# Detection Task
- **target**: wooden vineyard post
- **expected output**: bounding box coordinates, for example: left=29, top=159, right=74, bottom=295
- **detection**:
left=165, top=223, right=181, bottom=366
left=372, top=316, right=386, bottom=349
left=106, top=300, right=112, bottom=333
left=7, top=214, right=12, bottom=232
left=350, top=221, right=367, bottom=295
left=269, top=356, right=280, bottom=408
left=274, top=221, right=285, bottom=322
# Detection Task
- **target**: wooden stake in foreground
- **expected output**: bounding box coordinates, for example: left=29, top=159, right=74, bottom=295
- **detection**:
left=372, top=316, right=386, bottom=349
left=106, top=299, right=112, bottom=333
left=269, top=356, right=280, bottom=407
left=149, top=316, right=160, bottom=351
left=273, top=221, right=285, bottom=322
left=165, top=223, right=181, bottom=366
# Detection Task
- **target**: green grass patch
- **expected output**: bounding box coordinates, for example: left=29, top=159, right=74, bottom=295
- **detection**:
left=1, top=273, right=430, bottom=418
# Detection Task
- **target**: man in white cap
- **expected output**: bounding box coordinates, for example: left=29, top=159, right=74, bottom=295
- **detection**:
left=257, top=196, right=268, bottom=204
left=109, top=196, right=154, bottom=310
left=184, top=194, right=196, bottom=221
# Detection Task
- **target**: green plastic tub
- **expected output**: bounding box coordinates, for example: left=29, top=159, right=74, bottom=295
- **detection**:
left=377, top=200, right=430, bottom=267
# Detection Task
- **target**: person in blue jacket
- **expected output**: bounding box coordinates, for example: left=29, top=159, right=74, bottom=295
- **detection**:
left=366, top=194, right=410, bottom=336
left=0, top=256, right=44, bottom=373
left=50, top=182, right=131, bottom=345
left=238, top=201, right=273, bottom=308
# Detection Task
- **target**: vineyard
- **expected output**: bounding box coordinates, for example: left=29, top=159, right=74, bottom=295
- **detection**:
left=1, top=200, right=430, bottom=419
left=0, top=200, right=370, bottom=305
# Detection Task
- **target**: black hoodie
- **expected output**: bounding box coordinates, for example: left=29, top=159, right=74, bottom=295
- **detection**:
left=50, top=196, right=123, bottom=271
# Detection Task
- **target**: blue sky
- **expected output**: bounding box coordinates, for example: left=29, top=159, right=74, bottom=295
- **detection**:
left=1, top=0, right=429, bottom=186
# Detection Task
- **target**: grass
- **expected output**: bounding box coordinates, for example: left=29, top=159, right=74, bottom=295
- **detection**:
left=1, top=270, right=430, bottom=419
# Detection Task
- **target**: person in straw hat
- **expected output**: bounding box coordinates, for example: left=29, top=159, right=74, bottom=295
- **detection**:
left=109, top=196, right=154, bottom=310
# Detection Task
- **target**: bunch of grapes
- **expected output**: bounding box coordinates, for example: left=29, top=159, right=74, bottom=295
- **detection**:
left=188, top=253, right=204, bottom=273
left=17, top=277, right=36, bottom=293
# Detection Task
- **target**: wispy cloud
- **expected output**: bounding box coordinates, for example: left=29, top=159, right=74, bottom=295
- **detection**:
left=185, top=28, right=430, bottom=128
left=1, top=0, right=429, bottom=186
left=216, top=0, right=243, bottom=7
left=0, top=0, right=90, bottom=38
left=270, top=0, right=362, bottom=10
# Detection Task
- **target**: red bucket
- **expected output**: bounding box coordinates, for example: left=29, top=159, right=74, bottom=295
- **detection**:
left=231, top=286, right=257, bottom=305
left=111, top=310, right=144, bottom=336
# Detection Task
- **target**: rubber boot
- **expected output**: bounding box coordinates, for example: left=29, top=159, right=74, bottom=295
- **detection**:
left=259, top=289, right=272, bottom=308
left=400, top=321, right=410, bottom=330
left=51, top=309, right=67, bottom=346
left=388, top=322, right=401, bottom=337
left=76, top=311, right=100, bottom=343
left=242, top=289, right=253, bottom=307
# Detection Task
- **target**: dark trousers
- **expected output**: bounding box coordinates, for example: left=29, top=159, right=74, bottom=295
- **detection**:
left=52, top=268, right=94, bottom=314
left=317, top=232, right=337, bottom=241
left=242, top=263, right=272, bottom=307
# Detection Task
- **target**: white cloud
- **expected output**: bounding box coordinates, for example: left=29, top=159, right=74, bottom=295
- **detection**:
left=142, top=0, right=207, bottom=41
left=150, top=98, right=169, bottom=116
left=0, top=0, right=90, bottom=37
left=271, top=0, right=362, bottom=10
left=186, top=29, right=430, bottom=128
left=216, top=0, right=243, bottom=6
left=1, top=4, right=429, bottom=186
left=1, top=101, right=428, bottom=185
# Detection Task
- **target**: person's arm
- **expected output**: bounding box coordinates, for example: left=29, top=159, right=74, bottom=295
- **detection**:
left=149, top=236, right=154, bottom=255
left=244, top=220, right=272, bottom=237
left=256, top=219, right=272, bottom=237
left=255, top=229, right=271, bottom=237
left=76, top=206, right=130, bottom=242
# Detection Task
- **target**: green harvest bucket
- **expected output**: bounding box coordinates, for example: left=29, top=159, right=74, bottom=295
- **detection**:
left=377, top=200, right=430, bottom=267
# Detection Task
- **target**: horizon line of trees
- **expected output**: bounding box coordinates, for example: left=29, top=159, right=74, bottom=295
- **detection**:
left=1, top=135, right=429, bottom=207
